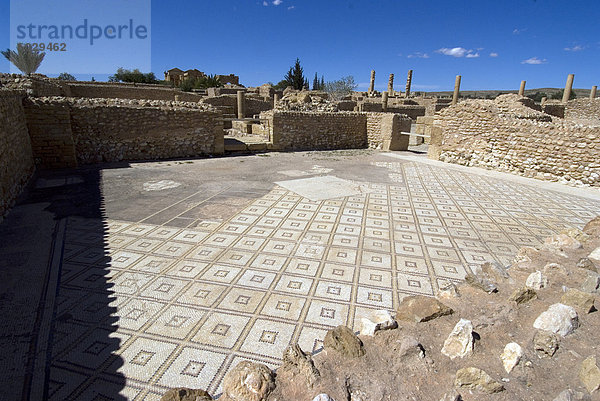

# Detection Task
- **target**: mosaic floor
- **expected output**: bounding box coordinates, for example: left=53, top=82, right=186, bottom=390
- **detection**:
left=30, top=157, right=600, bottom=400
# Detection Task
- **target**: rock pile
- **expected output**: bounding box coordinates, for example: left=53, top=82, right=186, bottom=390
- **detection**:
left=161, top=216, right=600, bottom=401
left=275, top=91, right=338, bottom=112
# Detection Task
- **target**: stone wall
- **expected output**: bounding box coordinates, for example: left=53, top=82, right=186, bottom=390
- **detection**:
left=366, top=113, right=411, bottom=150
left=565, top=99, right=600, bottom=124
left=66, top=83, right=203, bottom=102
left=360, top=102, right=426, bottom=119
left=427, top=94, right=600, bottom=186
left=202, top=95, right=273, bottom=118
left=0, top=90, right=34, bottom=221
left=266, top=111, right=367, bottom=151
left=23, top=97, right=224, bottom=166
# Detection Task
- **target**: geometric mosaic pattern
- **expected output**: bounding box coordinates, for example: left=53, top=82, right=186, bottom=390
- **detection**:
left=47, top=160, right=600, bottom=400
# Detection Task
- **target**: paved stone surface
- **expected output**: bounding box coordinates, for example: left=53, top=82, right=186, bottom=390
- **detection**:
left=1, top=149, right=600, bottom=400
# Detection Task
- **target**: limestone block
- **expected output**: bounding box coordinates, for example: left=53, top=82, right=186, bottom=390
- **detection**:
left=533, top=303, right=579, bottom=337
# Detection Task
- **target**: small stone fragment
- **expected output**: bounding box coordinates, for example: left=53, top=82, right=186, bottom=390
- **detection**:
left=588, top=248, right=600, bottom=265
left=581, top=273, right=600, bottom=294
left=501, top=342, right=523, bottom=373
left=533, top=330, right=559, bottom=358
left=358, top=310, right=397, bottom=336
left=280, top=344, right=320, bottom=388
left=526, top=270, right=548, bottom=290
left=222, top=361, right=275, bottom=401
left=533, top=303, right=579, bottom=337
left=580, top=356, right=600, bottom=393
left=544, top=263, right=569, bottom=276
left=481, top=261, right=510, bottom=281
left=442, top=319, right=474, bottom=359
left=553, top=389, right=590, bottom=401
left=509, top=287, right=537, bottom=304
left=561, top=288, right=596, bottom=313
left=396, top=296, right=454, bottom=323
left=454, top=367, right=504, bottom=394
left=312, top=395, right=334, bottom=401
left=465, top=273, right=498, bottom=293
left=577, top=258, right=598, bottom=272
left=439, top=389, right=462, bottom=401
left=160, top=388, right=212, bottom=401
left=545, top=233, right=583, bottom=251
left=513, top=246, right=540, bottom=264
left=324, top=325, right=365, bottom=358
left=438, top=280, right=460, bottom=298
left=398, top=336, right=425, bottom=360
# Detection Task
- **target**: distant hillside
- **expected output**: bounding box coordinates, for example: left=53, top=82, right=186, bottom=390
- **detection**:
left=422, top=88, right=592, bottom=99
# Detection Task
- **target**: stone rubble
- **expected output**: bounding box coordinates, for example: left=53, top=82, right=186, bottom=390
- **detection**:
left=441, top=319, right=474, bottom=359
left=533, top=303, right=579, bottom=337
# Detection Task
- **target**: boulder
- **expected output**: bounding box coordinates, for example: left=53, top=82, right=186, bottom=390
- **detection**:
left=533, top=330, right=559, bottom=358
left=441, top=319, right=474, bottom=359
left=526, top=271, right=548, bottom=290
left=312, top=395, right=334, bottom=401
left=396, top=296, right=453, bottom=323
left=501, top=342, right=523, bottom=373
left=454, top=367, right=504, bottom=394
left=579, top=356, right=600, bottom=393
left=581, top=273, right=600, bottom=294
left=553, top=389, right=590, bottom=401
left=358, top=310, right=397, bottom=336
left=509, top=287, right=537, bottom=305
left=577, top=258, right=598, bottom=273
left=589, top=248, right=600, bottom=265
left=465, top=273, right=498, bottom=293
left=280, top=344, right=320, bottom=388
left=583, top=216, right=600, bottom=237
left=222, top=361, right=275, bottom=401
left=533, top=303, right=579, bottom=337
left=160, top=388, right=212, bottom=401
left=324, top=325, right=365, bottom=358
left=544, top=233, right=583, bottom=251
left=561, top=228, right=591, bottom=243
left=561, top=288, right=596, bottom=313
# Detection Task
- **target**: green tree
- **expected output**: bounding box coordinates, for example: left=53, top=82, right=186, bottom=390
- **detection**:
left=312, top=72, right=319, bottom=90
left=325, top=76, right=358, bottom=100
left=526, top=91, right=547, bottom=103
left=273, top=80, right=290, bottom=91
left=1, top=43, right=45, bottom=75
left=550, top=89, right=576, bottom=100
left=179, top=74, right=223, bottom=91
left=57, top=72, right=76, bottom=81
left=320, top=75, right=325, bottom=90
left=283, top=58, right=307, bottom=90
left=108, top=67, right=158, bottom=84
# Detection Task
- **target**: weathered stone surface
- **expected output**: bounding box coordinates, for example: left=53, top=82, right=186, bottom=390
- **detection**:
left=526, top=270, right=548, bottom=290
left=561, top=288, right=596, bottom=313
left=465, top=273, right=498, bottom=293
left=280, top=343, right=320, bottom=388
left=442, top=319, right=474, bottom=359
left=324, top=325, right=365, bottom=358
left=160, top=388, right=212, bottom=401
left=581, top=273, right=600, bottom=293
left=222, top=361, right=275, bottom=401
left=533, top=303, right=579, bottom=337
left=501, top=342, right=523, bottom=373
left=553, top=389, right=589, bottom=401
left=583, top=216, right=600, bottom=237
left=579, top=356, right=600, bottom=393
left=544, top=262, right=569, bottom=276
left=481, top=261, right=510, bottom=281
left=396, top=296, right=453, bottom=323
left=545, top=233, right=583, bottom=251
left=454, top=367, right=504, bottom=394
left=562, top=228, right=591, bottom=243
left=577, top=258, right=598, bottom=272
left=398, top=336, right=425, bottom=360
left=514, top=246, right=541, bottom=264
left=439, top=390, right=462, bottom=401
left=312, top=394, right=334, bottom=401
left=358, top=310, right=397, bottom=336
left=533, top=330, right=559, bottom=358
left=438, top=281, right=460, bottom=298
left=589, top=249, right=600, bottom=267
left=509, top=287, right=537, bottom=304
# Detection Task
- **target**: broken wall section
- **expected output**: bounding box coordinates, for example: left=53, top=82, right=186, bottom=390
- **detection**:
left=0, top=90, right=34, bottom=221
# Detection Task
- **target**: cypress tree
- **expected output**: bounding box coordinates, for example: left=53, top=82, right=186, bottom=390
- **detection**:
left=313, top=72, right=319, bottom=90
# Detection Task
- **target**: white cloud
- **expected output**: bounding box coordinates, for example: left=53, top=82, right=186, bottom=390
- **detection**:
left=287, top=5, right=295, bottom=9
left=272, top=0, right=282, bottom=5
left=436, top=47, right=479, bottom=58
left=564, top=45, right=584, bottom=51
left=513, top=28, right=526, bottom=35
left=263, top=1, right=268, bottom=5
left=489, top=52, right=498, bottom=57
left=407, top=52, right=429, bottom=59
left=521, top=57, right=547, bottom=65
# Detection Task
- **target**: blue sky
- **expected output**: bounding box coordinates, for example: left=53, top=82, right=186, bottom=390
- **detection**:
left=1, top=0, right=598, bottom=91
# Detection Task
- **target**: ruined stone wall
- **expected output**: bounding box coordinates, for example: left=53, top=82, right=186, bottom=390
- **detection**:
left=360, top=102, right=426, bottom=119
left=366, top=113, right=411, bottom=150
left=267, top=111, right=367, bottom=151
left=0, top=90, right=34, bottom=221
left=66, top=83, right=203, bottom=102
left=23, top=97, right=224, bottom=166
left=565, top=99, right=600, bottom=124
left=23, top=98, right=78, bottom=169
left=202, top=95, right=272, bottom=117
left=428, top=95, right=600, bottom=186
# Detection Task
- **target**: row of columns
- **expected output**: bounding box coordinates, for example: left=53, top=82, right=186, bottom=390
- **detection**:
left=369, top=69, right=413, bottom=97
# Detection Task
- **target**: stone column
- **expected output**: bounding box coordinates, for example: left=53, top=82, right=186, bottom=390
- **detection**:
left=382, top=92, right=388, bottom=112
left=405, top=69, right=413, bottom=98
left=541, top=96, right=547, bottom=105
left=369, top=70, right=376, bottom=94
left=174, top=95, right=180, bottom=102
left=519, top=80, right=526, bottom=96
left=590, top=86, right=597, bottom=99
left=273, top=93, right=279, bottom=106
left=451, top=75, right=461, bottom=105
left=562, top=74, right=574, bottom=103
left=237, top=90, right=245, bottom=119
left=388, top=73, right=394, bottom=96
